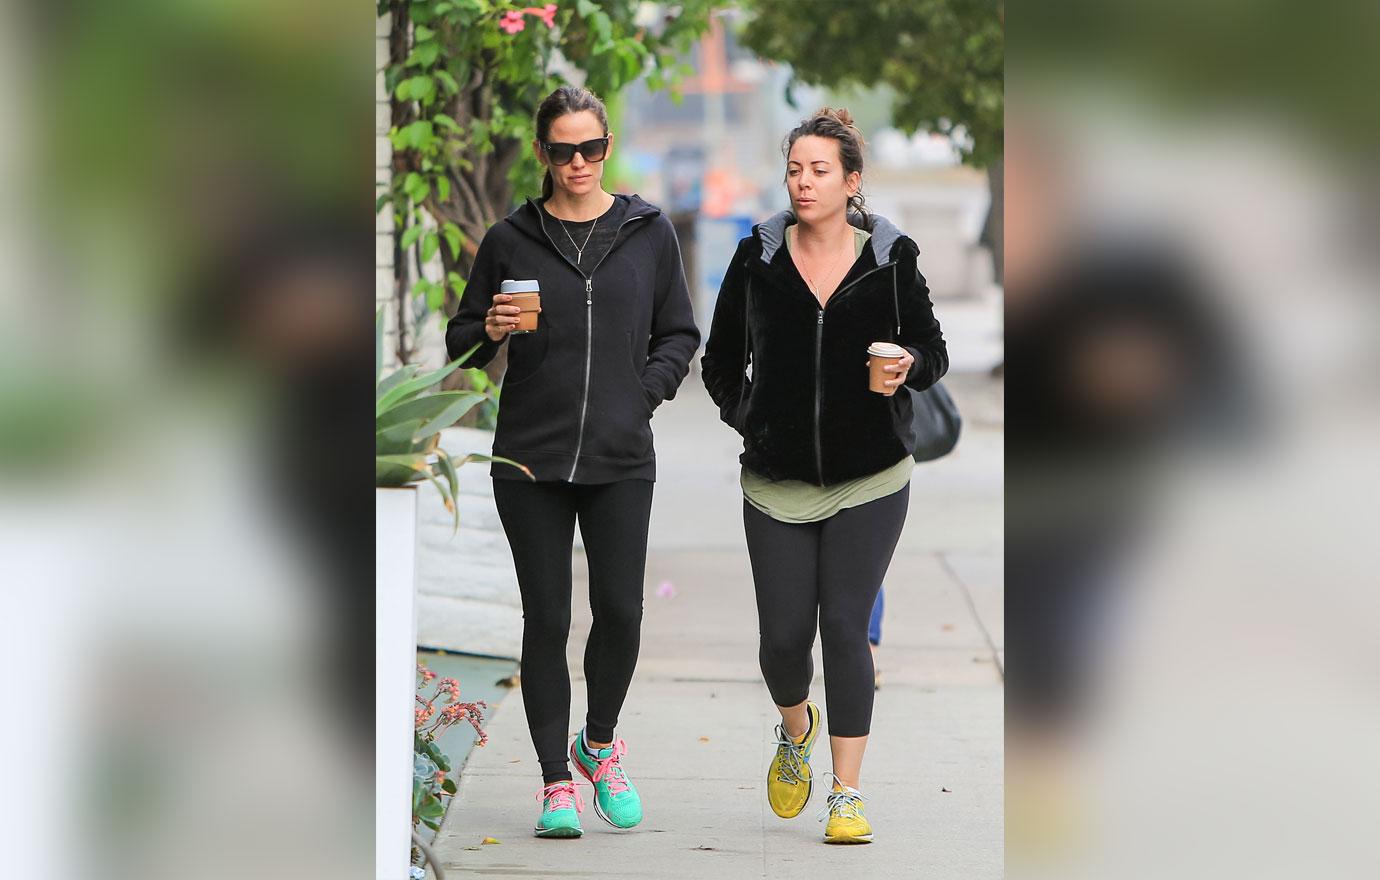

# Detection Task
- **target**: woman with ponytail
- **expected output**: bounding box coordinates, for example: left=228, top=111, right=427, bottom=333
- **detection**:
left=446, top=85, right=699, bottom=839
left=702, top=108, right=948, bottom=845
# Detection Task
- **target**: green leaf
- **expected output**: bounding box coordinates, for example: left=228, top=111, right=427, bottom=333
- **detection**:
left=421, top=231, right=439, bottom=264
left=576, top=0, right=598, bottom=18
left=402, top=75, right=436, bottom=105
left=460, top=453, right=533, bottom=481
left=375, top=192, right=392, bottom=214
left=421, top=469, right=459, bottom=528
left=404, top=171, right=429, bottom=203
left=418, top=797, right=445, bottom=820
left=377, top=418, right=425, bottom=454
left=447, top=271, right=467, bottom=298
left=417, top=391, right=485, bottom=437
left=411, top=121, right=436, bottom=150
left=433, top=113, right=460, bottom=132
left=377, top=363, right=419, bottom=401
left=435, top=176, right=451, bottom=203
left=376, top=454, right=429, bottom=486
left=435, top=70, right=459, bottom=95
left=441, top=777, right=458, bottom=795
left=434, top=451, right=460, bottom=515
left=414, top=25, right=435, bottom=41
left=442, top=223, right=464, bottom=259
left=425, top=738, right=450, bottom=772
left=426, top=282, right=445, bottom=312
left=379, top=391, right=481, bottom=432
left=400, top=225, right=423, bottom=250
left=376, top=358, right=468, bottom=415
left=408, top=41, right=441, bottom=68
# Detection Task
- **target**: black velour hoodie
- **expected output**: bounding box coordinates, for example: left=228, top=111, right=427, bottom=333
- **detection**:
left=701, top=210, right=948, bottom=486
left=446, top=194, right=700, bottom=483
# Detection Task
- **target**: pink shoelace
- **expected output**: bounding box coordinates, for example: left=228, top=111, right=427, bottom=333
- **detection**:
left=589, top=738, right=631, bottom=796
left=538, top=780, right=584, bottom=813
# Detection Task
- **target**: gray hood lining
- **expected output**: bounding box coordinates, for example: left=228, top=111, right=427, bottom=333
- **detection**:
left=755, top=210, right=905, bottom=265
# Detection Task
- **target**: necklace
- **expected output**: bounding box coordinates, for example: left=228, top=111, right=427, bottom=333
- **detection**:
left=793, top=227, right=851, bottom=302
left=556, top=214, right=598, bottom=266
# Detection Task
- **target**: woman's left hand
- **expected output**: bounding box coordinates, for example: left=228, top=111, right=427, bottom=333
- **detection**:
left=881, top=348, right=914, bottom=395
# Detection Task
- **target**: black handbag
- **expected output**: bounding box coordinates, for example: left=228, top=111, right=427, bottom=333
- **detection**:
left=889, top=267, right=961, bottom=462
left=906, top=381, right=962, bottom=462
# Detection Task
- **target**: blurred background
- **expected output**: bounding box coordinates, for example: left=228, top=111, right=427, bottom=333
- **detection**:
left=1004, top=2, right=1380, bottom=878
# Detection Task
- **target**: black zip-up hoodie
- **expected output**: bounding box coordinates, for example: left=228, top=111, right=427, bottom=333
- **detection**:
left=701, top=210, right=948, bottom=485
left=446, top=194, right=700, bottom=483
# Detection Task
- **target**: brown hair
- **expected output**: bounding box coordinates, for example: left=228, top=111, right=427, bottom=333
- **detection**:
left=534, top=86, right=610, bottom=200
left=783, top=107, right=869, bottom=228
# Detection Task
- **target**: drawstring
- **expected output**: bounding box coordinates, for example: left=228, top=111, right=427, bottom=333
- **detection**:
left=736, top=273, right=752, bottom=432
left=892, top=263, right=901, bottom=342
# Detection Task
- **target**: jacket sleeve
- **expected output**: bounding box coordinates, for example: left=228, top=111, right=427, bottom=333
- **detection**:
left=700, top=238, right=753, bottom=431
left=444, top=225, right=505, bottom=369
left=897, top=264, right=949, bottom=392
left=641, top=215, right=701, bottom=409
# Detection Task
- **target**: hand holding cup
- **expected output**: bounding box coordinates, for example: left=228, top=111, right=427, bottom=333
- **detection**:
left=867, top=342, right=914, bottom=396
left=486, top=280, right=543, bottom=341
left=485, top=294, right=522, bottom=342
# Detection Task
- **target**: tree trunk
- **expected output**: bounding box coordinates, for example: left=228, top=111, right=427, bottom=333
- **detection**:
left=388, top=2, right=413, bottom=365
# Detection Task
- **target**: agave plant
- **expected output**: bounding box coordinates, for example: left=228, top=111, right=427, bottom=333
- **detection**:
left=377, top=314, right=529, bottom=527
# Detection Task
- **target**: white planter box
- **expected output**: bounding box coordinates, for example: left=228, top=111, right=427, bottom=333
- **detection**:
left=375, top=486, right=417, bottom=880
left=414, top=428, right=527, bottom=659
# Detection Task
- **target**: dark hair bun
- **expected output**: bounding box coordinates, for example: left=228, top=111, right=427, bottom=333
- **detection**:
left=812, top=107, right=864, bottom=145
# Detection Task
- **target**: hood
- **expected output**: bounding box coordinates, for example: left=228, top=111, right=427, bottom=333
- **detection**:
left=754, top=209, right=909, bottom=266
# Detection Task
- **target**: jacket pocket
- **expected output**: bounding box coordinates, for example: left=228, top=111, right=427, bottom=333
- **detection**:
left=502, top=323, right=549, bottom=387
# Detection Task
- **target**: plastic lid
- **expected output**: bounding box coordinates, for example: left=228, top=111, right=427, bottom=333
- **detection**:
left=867, top=341, right=905, bottom=357
left=500, top=279, right=541, bottom=294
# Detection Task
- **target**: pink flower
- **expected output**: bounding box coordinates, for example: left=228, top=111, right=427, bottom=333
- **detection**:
left=499, top=10, right=526, bottom=34
left=525, top=4, right=558, bottom=29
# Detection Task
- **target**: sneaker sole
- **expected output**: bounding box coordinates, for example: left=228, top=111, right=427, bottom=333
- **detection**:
left=533, top=825, right=582, bottom=839
left=823, top=834, right=873, bottom=845
left=569, top=740, right=641, bottom=829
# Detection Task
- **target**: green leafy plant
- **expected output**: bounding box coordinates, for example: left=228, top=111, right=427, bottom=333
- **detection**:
left=414, top=663, right=489, bottom=832
left=377, top=312, right=530, bottom=526
left=378, top=0, right=715, bottom=346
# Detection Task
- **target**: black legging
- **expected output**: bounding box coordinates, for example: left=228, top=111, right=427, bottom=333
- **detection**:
left=743, top=485, right=909, bottom=738
left=492, top=478, right=654, bottom=784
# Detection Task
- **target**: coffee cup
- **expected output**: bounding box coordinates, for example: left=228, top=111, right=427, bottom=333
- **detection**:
left=867, top=341, right=906, bottom=395
left=500, top=279, right=541, bottom=334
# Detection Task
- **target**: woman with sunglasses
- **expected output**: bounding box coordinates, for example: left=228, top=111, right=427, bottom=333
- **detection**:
left=447, top=85, right=699, bottom=839
left=701, top=108, right=947, bottom=845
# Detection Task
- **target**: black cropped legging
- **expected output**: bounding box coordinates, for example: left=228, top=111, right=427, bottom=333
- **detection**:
left=492, top=478, right=653, bottom=784
left=743, top=484, right=909, bottom=738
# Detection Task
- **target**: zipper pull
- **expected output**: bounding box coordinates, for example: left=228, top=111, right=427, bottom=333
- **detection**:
left=817, top=310, right=824, bottom=325
left=586, top=277, right=593, bottom=306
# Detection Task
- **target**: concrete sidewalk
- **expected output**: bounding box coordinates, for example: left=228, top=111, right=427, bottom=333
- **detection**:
left=428, top=376, right=1003, bottom=879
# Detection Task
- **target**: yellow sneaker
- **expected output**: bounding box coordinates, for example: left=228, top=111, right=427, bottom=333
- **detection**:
left=767, top=701, right=821, bottom=819
left=819, top=774, right=872, bottom=844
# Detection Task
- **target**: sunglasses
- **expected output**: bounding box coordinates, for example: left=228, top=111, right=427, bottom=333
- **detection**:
left=540, top=136, right=610, bottom=166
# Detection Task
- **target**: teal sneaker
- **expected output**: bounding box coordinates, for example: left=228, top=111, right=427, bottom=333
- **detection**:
left=570, top=731, right=643, bottom=829
left=533, top=780, right=583, bottom=838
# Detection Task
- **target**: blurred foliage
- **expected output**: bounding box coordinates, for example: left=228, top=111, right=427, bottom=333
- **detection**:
left=378, top=0, right=716, bottom=346
left=739, top=0, right=1004, bottom=168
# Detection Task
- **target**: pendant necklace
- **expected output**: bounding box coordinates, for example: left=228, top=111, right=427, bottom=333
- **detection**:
left=557, top=214, right=598, bottom=266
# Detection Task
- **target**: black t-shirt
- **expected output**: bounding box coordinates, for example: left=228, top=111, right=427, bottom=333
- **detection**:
left=539, top=197, right=627, bottom=273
